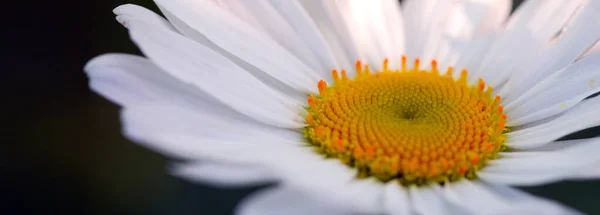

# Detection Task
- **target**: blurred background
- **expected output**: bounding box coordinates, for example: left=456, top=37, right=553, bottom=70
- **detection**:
left=6, top=0, right=600, bottom=214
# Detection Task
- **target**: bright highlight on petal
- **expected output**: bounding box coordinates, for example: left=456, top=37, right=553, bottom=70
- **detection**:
left=304, top=57, right=508, bottom=185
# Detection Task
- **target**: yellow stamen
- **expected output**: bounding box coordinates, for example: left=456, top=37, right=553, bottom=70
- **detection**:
left=304, top=58, right=507, bottom=185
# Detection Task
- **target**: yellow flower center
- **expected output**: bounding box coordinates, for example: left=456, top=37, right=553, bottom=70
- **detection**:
left=304, top=57, right=508, bottom=185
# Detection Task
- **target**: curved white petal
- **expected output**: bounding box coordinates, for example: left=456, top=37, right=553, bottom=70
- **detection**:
left=383, top=182, right=411, bottom=215
left=480, top=137, right=600, bottom=186
left=533, top=140, right=600, bottom=180
left=474, top=29, right=543, bottom=88
left=505, top=97, right=600, bottom=149
left=445, top=0, right=511, bottom=39
left=500, top=0, right=600, bottom=101
left=449, top=34, right=498, bottom=82
left=477, top=0, right=595, bottom=91
left=505, top=51, right=600, bottom=126
left=572, top=161, right=600, bottom=180
left=446, top=181, right=582, bottom=215
left=298, top=0, right=361, bottom=75
left=235, top=186, right=352, bottom=215
left=506, top=0, right=585, bottom=42
left=122, top=105, right=303, bottom=150
left=403, top=0, right=510, bottom=66
left=210, top=0, right=336, bottom=78
left=172, top=162, right=276, bottom=188
left=267, top=0, right=340, bottom=79
left=125, top=16, right=305, bottom=128
left=85, top=53, right=215, bottom=108
left=344, top=0, right=406, bottom=70
left=155, top=0, right=321, bottom=94
left=501, top=139, right=600, bottom=181
left=122, top=107, right=364, bottom=199
left=409, top=184, right=468, bottom=215
left=402, top=0, right=457, bottom=63
left=113, top=4, right=177, bottom=32
left=581, top=40, right=600, bottom=58
left=152, top=5, right=308, bottom=103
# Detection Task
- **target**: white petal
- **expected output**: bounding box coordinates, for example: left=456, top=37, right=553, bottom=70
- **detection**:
left=505, top=51, right=600, bottom=126
left=500, top=0, right=600, bottom=102
left=113, top=4, right=177, bottom=32
left=153, top=4, right=308, bottom=102
left=403, top=0, right=510, bottom=64
left=155, top=0, right=321, bottom=94
left=477, top=0, right=593, bottom=91
left=449, top=34, right=497, bottom=81
left=409, top=184, right=467, bottom=215
left=383, top=182, right=411, bottom=215
left=505, top=97, right=600, bottom=149
left=505, top=139, right=600, bottom=181
left=122, top=109, right=360, bottom=188
left=520, top=139, right=588, bottom=152
left=299, top=0, right=361, bottom=73
left=340, top=179, right=386, bottom=214
left=581, top=40, right=600, bottom=58
left=212, top=0, right=336, bottom=77
left=235, top=186, right=352, bottom=215
left=473, top=29, right=543, bottom=88
left=505, top=0, right=585, bottom=42
left=402, top=0, right=456, bottom=63
left=125, top=16, right=305, bottom=128
left=572, top=162, right=600, bottom=180
left=278, top=162, right=384, bottom=214
left=446, top=181, right=582, bottom=215
left=122, top=105, right=303, bottom=151
left=479, top=137, right=600, bottom=185
left=444, top=180, right=512, bottom=214
left=445, top=0, right=511, bottom=39
left=343, top=0, right=406, bottom=69
left=85, top=53, right=214, bottom=108
left=172, top=162, right=275, bottom=188
left=267, top=0, right=340, bottom=78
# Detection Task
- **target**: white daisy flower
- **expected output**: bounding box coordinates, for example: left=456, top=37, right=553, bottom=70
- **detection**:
left=86, top=0, right=600, bottom=214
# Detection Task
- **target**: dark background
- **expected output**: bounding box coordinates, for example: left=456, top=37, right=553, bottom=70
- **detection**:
left=6, top=0, right=600, bottom=214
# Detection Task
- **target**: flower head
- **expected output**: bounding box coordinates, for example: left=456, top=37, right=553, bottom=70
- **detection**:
left=86, top=0, right=600, bottom=214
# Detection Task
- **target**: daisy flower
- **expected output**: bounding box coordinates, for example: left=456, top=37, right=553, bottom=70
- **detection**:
left=86, top=0, right=600, bottom=214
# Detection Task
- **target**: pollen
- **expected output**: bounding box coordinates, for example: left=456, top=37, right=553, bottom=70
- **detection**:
left=303, top=57, right=508, bottom=185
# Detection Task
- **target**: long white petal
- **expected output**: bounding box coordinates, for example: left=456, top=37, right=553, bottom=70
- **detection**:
left=211, top=0, right=336, bottom=78
left=500, top=0, right=600, bottom=102
left=343, top=0, right=406, bottom=70
left=446, top=181, right=582, bottom=215
left=153, top=5, right=308, bottom=102
left=409, top=184, right=468, bottom=215
left=477, top=0, right=591, bottom=90
left=299, top=0, right=361, bottom=74
left=126, top=17, right=305, bottom=128
left=572, top=162, right=600, bottom=180
left=383, top=182, right=411, bottom=215
left=505, top=51, right=600, bottom=126
left=403, top=0, right=510, bottom=66
left=480, top=137, right=600, bottom=185
left=267, top=0, right=340, bottom=78
left=172, top=162, right=276, bottom=188
left=113, top=4, right=177, bottom=32
left=527, top=140, right=600, bottom=180
left=235, top=186, right=352, bottom=215
left=505, top=97, right=600, bottom=149
left=122, top=109, right=363, bottom=199
left=155, top=0, right=321, bottom=94
left=85, top=53, right=214, bottom=108
left=122, top=105, right=303, bottom=150
left=402, top=0, right=457, bottom=63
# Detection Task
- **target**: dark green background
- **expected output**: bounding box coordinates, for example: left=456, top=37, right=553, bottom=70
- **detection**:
left=7, top=0, right=600, bottom=214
